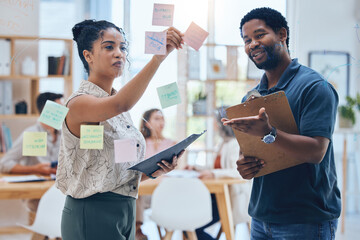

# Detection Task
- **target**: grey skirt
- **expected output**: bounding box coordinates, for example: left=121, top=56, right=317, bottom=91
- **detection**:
left=61, top=192, right=136, bottom=240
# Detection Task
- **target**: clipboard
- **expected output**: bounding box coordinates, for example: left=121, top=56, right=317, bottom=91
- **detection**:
left=128, top=130, right=206, bottom=176
left=226, top=91, right=302, bottom=177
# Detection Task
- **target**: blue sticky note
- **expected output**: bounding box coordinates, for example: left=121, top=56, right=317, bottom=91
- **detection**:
left=145, top=31, right=167, bottom=55
left=157, top=82, right=181, bottom=109
left=38, top=100, right=69, bottom=130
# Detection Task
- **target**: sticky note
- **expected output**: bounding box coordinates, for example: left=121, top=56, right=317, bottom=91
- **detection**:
left=145, top=31, right=167, bottom=55
left=183, top=22, right=209, bottom=51
left=152, top=3, right=174, bottom=26
left=114, top=139, right=138, bottom=163
left=22, top=132, right=47, bottom=156
left=157, top=82, right=181, bottom=108
left=38, top=100, right=69, bottom=130
left=80, top=125, right=104, bottom=149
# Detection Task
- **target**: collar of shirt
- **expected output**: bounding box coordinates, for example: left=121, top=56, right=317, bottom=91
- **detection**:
left=80, top=80, right=117, bottom=97
left=258, top=58, right=301, bottom=95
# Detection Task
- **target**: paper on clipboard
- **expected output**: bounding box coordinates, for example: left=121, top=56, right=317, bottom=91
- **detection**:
left=226, top=91, right=302, bottom=177
left=128, top=130, right=206, bottom=176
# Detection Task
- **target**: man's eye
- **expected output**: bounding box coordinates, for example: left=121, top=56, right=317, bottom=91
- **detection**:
left=256, top=34, right=264, bottom=39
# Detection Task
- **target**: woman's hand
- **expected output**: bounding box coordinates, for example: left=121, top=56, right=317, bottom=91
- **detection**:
left=154, top=27, right=184, bottom=63
left=150, top=150, right=185, bottom=178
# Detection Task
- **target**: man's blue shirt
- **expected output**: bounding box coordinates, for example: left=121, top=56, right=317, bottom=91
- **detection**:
left=244, top=59, right=341, bottom=223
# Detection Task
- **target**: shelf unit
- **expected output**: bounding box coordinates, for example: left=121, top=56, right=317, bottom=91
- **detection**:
left=0, top=35, right=73, bottom=153
left=177, top=44, right=258, bottom=168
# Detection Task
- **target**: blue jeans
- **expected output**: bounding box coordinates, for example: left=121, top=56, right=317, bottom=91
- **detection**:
left=251, top=218, right=338, bottom=240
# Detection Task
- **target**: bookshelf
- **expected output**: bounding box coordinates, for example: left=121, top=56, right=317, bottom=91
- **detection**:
left=0, top=35, right=73, bottom=154
left=176, top=44, right=258, bottom=168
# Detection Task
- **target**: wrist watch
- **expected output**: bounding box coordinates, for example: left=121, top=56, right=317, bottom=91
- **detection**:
left=262, top=126, right=277, bottom=144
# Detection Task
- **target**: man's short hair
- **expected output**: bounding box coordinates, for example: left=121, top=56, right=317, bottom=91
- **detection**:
left=239, top=7, right=290, bottom=49
left=36, top=92, right=63, bottom=113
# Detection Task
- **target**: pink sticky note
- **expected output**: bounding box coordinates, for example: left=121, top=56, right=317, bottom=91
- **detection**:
left=145, top=31, right=167, bottom=55
left=183, top=22, right=209, bottom=51
left=152, top=3, right=174, bottom=26
left=114, top=139, right=138, bottom=163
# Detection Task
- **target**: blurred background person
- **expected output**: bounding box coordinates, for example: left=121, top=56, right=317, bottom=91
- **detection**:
left=136, top=108, right=176, bottom=240
left=188, top=106, right=252, bottom=240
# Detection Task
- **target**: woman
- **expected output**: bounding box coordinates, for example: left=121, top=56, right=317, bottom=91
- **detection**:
left=193, top=107, right=252, bottom=239
left=55, top=20, right=184, bottom=240
left=136, top=108, right=176, bottom=240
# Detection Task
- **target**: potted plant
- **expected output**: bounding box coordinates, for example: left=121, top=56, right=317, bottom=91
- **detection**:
left=338, top=96, right=357, bottom=128
left=192, top=92, right=207, bottom=115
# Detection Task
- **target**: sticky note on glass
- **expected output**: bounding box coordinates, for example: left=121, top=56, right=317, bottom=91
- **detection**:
left=157, top=82, right=181, bottom=108
left=114, top=139, right=138, bottom=163
left=145, top=31, right=167, bottom=55
left=22, top=132, right=47, bottom=156
left=80, top=125, right=104, bottom=149
left=183, top=22, right=209, bottom=51
left=38, top=100, right=69, bottom=130
left=152, top=3, right=174, bottom=26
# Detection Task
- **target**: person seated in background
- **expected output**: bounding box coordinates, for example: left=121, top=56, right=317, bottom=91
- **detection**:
left=136, top=108, right=176, bottom=240
left=0, top=92, right=63, bottom=240
left=0, top=92, right=63, bottom=175
left=186, top=107, right=252, bottom=240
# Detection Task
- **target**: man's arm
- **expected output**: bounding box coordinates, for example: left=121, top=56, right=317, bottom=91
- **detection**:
left=0, top=132, right=57, bottom=175
left=0, top=135, right=25, bottom=173
left=223, top=107, right=329, bottom=164
left=10, top=163, right=56, bottom=175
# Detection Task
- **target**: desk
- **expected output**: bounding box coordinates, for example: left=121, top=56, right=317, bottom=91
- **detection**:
left=0, top=178, right=54, bottom=200
left=139, top=177, right=245, bottom=240
left=0, top=175, right=54, bottom=234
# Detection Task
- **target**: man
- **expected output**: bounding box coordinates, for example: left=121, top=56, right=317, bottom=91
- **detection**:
left=222, top=7, right=340, bottom=239
left=0, top=92, right=63, bottom=240
left=0, top=92, right=62, bottom=175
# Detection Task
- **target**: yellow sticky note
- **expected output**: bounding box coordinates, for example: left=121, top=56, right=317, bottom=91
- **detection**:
left=80, top=125, right=104, bottom=149
left=22, top=132, right=47, bottom=156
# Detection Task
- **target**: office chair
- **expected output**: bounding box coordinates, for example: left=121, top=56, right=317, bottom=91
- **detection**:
left=18, top=184, right=66, bottom=239
left=151, top=177, right=212, bottom=240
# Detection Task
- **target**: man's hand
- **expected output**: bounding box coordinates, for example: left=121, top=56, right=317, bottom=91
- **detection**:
left=236, top=151, right=265, bottom=179
left=222, top=107, right=272, bottom=137
left=31, top=163, right=57, bottom=175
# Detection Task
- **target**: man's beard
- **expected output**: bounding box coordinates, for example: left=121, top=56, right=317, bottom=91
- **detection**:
left=250, top=44, right=281, bottom=70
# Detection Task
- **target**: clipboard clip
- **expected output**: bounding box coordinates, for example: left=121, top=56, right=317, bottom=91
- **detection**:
left=245, top=89, right=261, bottom=101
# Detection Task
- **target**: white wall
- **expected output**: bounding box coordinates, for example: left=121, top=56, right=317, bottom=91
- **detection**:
left=288, top=0, right=359, bottom=95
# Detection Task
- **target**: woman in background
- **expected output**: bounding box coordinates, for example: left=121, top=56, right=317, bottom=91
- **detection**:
left=191, top=107, right=252, bottom=240
left=136, top=108, right=176, bottom=240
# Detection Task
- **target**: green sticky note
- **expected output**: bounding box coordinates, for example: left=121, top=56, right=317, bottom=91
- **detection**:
left=38, top=100, right=69, bottom=130
left=22, top=132, right=47, bottom=156
left=156, top=82, right=181, bottom=108
left=80, top=125, right=104, bottom=149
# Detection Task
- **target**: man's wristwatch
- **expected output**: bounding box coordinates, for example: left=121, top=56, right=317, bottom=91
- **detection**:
left=262, top=126, right=277, bottom=144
